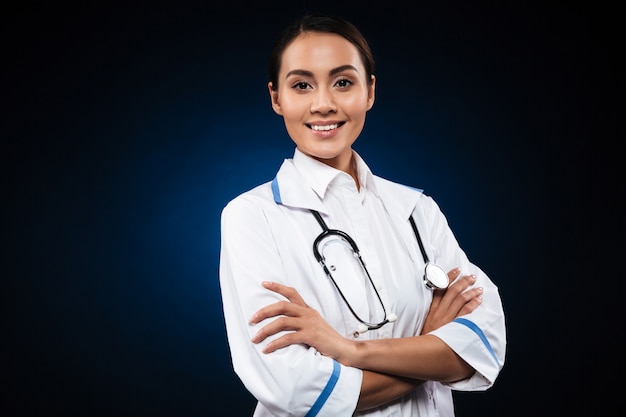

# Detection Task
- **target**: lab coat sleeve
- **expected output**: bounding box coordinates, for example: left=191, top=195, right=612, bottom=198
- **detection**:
left=219, top=189, right=362, bottom=416
left=417, top=195, right=507, bottom=391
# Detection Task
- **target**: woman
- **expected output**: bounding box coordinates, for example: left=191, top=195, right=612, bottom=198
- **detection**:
left=219, top=13, right=506, bottom=416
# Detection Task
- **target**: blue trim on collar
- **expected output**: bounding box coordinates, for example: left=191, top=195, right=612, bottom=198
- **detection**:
left=453, top=318, right=500, bottom=367
left=304, top=360, right=341, bottom=417
left=403, top=184, right=424, bottom=193
left=271, top=177, right=282, bottom=204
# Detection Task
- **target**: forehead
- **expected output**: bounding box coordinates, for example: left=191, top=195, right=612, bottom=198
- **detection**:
left=280, top=32, right=364, bottom=75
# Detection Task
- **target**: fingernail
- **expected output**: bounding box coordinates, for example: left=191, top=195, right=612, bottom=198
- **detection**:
left=478, top=287, right=483, bottom=292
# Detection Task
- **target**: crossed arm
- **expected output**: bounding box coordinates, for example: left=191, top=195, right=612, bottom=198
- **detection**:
left=249, top=268, right=483, bottom=410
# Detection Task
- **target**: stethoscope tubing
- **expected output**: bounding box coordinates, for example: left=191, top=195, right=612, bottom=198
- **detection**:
left=311, top=210, right=393, bottom=331
left=309, top=208, right=447, bottom=334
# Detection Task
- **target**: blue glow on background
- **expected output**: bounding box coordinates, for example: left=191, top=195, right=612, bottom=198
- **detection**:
left=3, top=2, right=620, bottom=416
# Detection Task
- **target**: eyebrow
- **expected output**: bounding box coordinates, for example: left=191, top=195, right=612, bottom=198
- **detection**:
left=285, top=65, right=359, bottom=79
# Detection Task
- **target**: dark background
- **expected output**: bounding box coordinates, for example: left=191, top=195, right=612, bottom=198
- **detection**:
left=3, top=1, right=622, bottom=416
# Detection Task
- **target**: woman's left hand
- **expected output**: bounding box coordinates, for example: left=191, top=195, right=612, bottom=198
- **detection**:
left=249, top=281, right=353, bottom=358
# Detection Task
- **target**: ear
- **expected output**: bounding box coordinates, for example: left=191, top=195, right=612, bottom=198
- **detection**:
left=366, top=75, right=376, bottom=111
left=268, top=82, right=283, bottom=115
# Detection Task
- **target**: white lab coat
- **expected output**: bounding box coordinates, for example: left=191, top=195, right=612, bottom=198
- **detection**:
left=219, top=149, right=506, bottom=417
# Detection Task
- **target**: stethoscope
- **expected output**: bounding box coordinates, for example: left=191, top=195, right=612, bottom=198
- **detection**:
left=311, top=209, right=449, bottom=336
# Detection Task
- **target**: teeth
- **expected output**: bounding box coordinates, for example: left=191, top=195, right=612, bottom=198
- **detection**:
left=311, top=124, right=338, bottom=131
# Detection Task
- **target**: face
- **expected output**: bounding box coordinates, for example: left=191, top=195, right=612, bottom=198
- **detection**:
left=268, top=32, right=376, bottom=172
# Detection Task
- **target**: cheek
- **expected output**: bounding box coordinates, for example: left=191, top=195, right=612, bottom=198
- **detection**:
left=279, top=96, right=307, bottom=120
left=339, top=90, right=370, bottom=109
left=343, top=97, right=370, bottom=119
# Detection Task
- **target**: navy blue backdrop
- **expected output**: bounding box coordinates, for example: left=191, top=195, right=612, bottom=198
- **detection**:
left=3, top=1, right=621, bottom=416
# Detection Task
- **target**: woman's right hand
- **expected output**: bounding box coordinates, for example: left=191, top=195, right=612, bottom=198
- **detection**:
left=250, top=281, right=354, bottom=359
left=421, top=268, right=483, bottom=335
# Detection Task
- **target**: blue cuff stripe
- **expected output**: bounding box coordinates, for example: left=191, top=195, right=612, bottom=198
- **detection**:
left=453, top=317, right=500, bottom=367
left=271, top=177, right=282, bottom=204
left=304, top=360, right=341, bottom=417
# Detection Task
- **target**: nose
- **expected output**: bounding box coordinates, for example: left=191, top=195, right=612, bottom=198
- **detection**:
left=310, top=87, right=337, bottom=114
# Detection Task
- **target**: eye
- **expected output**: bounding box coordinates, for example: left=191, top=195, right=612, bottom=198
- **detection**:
left=335, top=78, right=353, bottom=88
left=292, top=81, right=311, bottom=90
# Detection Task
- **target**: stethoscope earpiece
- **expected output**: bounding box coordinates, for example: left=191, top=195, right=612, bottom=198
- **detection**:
left=356, top=323, right=369, bottom=335
left=354, top=311, right=398, bottom=336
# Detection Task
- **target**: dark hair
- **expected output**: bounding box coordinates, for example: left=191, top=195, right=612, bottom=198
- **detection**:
left=268, top=13, right=375, bottom=91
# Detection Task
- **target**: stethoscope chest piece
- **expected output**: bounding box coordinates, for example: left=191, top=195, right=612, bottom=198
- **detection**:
left=424, top=263, right=449, bottom=289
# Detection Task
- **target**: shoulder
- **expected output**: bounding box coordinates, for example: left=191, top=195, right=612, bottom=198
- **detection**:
left=373, top=174, right=435, bottom=209
left=373, top=175, right=423, bottom=196
left=221, top=181, right=276, bottom=220
left=372, top=174, right=449, bottom=225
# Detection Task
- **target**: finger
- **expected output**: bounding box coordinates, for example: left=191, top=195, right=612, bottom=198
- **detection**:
left=448, top=286, right=483, bottom=316
left=430, top=291, right=442, bottom=309
left=431, top=268, right=461, bottom=307
left=262, top=332, right=308, bottom=353
left=457, top=288, right=483, bottom=316
left=449, top=273, right=476, bottom=290
left=431, top=286, right=444, bottom=308
left=251, top=315, right=301, bottom=344
left=249, top=300, right=304, bottom=324
left=262, top=281, right=308, bottom=307
left=447, top=267, right=462, bottom=285
left=438, top=274, right=476, bottom=309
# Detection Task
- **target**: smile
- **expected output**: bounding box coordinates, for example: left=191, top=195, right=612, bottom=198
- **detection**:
left=307, top=122, right=344, bottom=131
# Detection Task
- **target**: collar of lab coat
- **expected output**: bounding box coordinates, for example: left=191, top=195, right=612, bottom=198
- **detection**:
left=271, top=148, right=423, bottom=221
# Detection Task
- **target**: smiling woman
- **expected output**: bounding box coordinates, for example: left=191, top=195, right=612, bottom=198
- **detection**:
left=219, top=13, right=506, bottom=417
left=4, top=1, right=619, bottom=415
left=268, top=31, right=375, bottom=184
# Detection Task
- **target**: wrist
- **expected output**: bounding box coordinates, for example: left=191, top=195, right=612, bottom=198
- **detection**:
left=338, top=338, right=363, bottom=368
